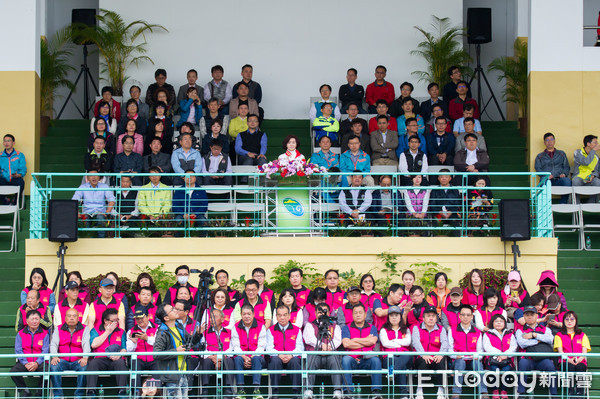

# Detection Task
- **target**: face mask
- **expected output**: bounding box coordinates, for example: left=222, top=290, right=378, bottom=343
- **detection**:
left=177, top=276, right=189, bottom=285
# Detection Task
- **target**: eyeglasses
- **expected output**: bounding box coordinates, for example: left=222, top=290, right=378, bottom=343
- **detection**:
left=459, top=313, right=472, bottom=317
left=457, top=85, right=467, bottom=88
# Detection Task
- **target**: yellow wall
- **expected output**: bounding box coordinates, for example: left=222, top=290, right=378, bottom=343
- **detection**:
left=0, top=71, right=40, bottom=194
left=528, top=70, right=600, bottom=170
left=26, top=237, right=557, bottom=291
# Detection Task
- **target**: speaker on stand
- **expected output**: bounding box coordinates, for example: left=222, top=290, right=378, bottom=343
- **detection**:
left=499, top=199, right=531, bottom=271
left=48, top=200, right=79, bottom=293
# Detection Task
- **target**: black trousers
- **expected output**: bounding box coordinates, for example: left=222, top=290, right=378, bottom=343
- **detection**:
left=414, top=356, right=446, bottom=386
left=131, top=359, right=159, bottom=390
left=11, top=362, right=47, bottom=391
left=86, top=356, right=128, bottom=392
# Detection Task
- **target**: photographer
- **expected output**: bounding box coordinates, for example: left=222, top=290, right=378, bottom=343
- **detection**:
left=127, top=309, right=159, bottom=394
left=303, top=303, right=343, bottom=399
left=154, top=303, right=201, bottom=398
left=200, top=308, right=235, bottom=397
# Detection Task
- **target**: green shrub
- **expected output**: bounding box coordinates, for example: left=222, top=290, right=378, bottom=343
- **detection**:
left=459, top=268, right=508, bottom=291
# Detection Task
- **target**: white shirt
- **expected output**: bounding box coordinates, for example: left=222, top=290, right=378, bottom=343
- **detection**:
left=126, top=324, right=156, bottom=352
left=398, top=150, right=429, bottom=174
left=466, top=148, right=478, bottom=165
left=379, top=327, right=412, bottom=350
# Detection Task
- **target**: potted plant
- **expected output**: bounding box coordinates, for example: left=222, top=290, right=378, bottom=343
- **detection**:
left=74, top=9, right=168, bottom=96
left=488, top=40, right=528, bottom=137
left=410, top=15, right=472, bottom=87
left=40, top=27, right=76, bottom=136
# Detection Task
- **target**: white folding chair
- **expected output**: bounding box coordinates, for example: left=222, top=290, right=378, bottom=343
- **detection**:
left=581, top=203, right=600, bottom=250
left=330, top=147, right=341, bottom=154
left=573, top=186, right=600, bottom=203
left=428, top=165, right=455, bottom=174
left=551, top=186, right=574, bottom=204
left=552, top=204, right=583, bottom=250
left=231, top=165, right=259, bottom=186
left=371, top=165, right=398, bottom=175
left=0, top=186, right=20, bottom=230
left=202, top=185, right=235, bottom=222
left=0, top=205, right=18, bottom=252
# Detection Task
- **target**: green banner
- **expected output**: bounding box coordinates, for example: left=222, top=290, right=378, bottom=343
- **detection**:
left=277, top=189, right=311, bottom=233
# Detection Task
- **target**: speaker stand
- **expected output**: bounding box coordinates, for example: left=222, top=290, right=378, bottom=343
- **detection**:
left=511, top=241, right=521, bottom=271
left=52, top=243, right=69, bottom=293
left=469, top=43, right=505, bottom=121
left=56, top=44, right=99, bottom=120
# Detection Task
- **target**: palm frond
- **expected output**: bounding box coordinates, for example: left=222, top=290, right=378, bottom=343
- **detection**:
left=488, top=40, right=528, bottom=116
left=40, top=26, right=77, bottom=115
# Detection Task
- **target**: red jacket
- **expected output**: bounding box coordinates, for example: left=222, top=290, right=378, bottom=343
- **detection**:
left=368, top=116, right=398, bottom=134
left=366, top=81, right=395, bottom=106
left=94, top=99, right=122, bottom=121
left=448, top=97, right=480, bottom=121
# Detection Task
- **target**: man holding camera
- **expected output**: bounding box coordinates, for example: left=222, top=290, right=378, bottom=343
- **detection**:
left=303, top=303, right=343, bottom=399
left=127, top=309, right=159, bottom=393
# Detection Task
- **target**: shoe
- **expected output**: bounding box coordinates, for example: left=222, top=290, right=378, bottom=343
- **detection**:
left=492, top=390, right=500, bottom=399
left=437, top=392, right=447, bottom=399
left=253, top=388, right=264, bottom=399
left=482, top=394, right=489, bottom=399
left=452, top=395, right=460, bottom=399
left=416, top=392, right=425, bottom=399
left=500, top=391, right=508, bottom=399
left=304, top=390, right=314, bottom=399
left=371, top=393, right=383, bottom=399
left=333, top=390, right=343, bottom=399
left=236, top=389, right=246, bottom=399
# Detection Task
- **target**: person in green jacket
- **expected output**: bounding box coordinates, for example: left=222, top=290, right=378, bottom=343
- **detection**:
left=138, top=166, right=172, bottom=219
left=312, top=103, right=340, bottom=146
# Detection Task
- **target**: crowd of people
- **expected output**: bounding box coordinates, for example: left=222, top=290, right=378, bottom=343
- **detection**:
left=14, top=266, right=589, bottom=399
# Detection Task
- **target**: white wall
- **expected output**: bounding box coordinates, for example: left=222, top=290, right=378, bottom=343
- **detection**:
left=99, top=0, right=462, bottom=119
left=0, top=0, right=41, bottom=74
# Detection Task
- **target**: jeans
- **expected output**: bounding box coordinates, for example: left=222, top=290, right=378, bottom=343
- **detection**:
left=50, top=359, right=87, bottom=398
left=517, top=357, right=557, bottom=395
left=268, top=356, right=301, bottom=394
left=388, top=354, right=413, bottom=394
left=488, top=364, right=513, bottom=392
left=452, top=358, right=487, bottom=394
left=307, top=354, right=343, bottom=392
left=0, top=176, right=24, bottom=204
left=165, top=374, right=189, bottom=399
left=84, top=213, right=108, bottom=238
left=233, top=355, right=266, bottom=387
left=551, top=177, right=572, bottom=204
left=341, top=355, right=382, bottom=393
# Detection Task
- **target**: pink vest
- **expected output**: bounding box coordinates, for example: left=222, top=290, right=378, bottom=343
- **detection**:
left=555, top=331, right=587, bottom=365
left=19, top=304, right=47, bottom=328
left=24, top=286, right=53, bottom=309
left=339, top=303, right=355, bottom=326
left=326, top=289, right=344, bottom=311
left=418, top=324, right=443, bottom=353
left=92, top=327, right=124, bottom=357
left=260, top=288, right=274, bottom=306
left=234, top=320, right=263, bottom=351
left=131, top=324, right=157, bottom=362
left=407, top=305, right=426, bottom=329
left=486, top=330, right=513, bottom=352
left=346, top=322, right=376, bottom=358
left=18, top=328, right=48, bottom=363
left=462, top=287, right=487, bottom=310
left=205, top=327, right=232, bottom=352
left=477, top=307, right=504, bottom=328
left=57, top=299, right=87, bottom=324
left=452, top=326, right=480, bottom=353
left=269, top=324, right=300, bottom=351
left=382, top=327, right=411, bottom=352
left=131, top=303, right=158, bottom=325
left=295, top=288, right=311, bottom=309
left=167, top=284, right=198, bottom=306
left=91, top=297, right=120, bottom=329
left=57, top=324, right=86, bottom=362
left=361, top=292, right=383, bottom=311
left=407, top=190, right=427, bottom=213
left=442, top=306, right=460, bottom=330
left=501, top=289, right=528, bottom=309
left=238, top=298, right=268, bottom=325
left=305, top=303, right=317, bottom=324
left=133, top=291, right=160, bottom=306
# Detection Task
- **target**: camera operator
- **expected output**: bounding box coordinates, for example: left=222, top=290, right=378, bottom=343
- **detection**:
left=303, top=303, right=343, bottom=399
left=200, top=308, right=235, bottom=397
left=154, top=303, right=201, bottom=398
left=126, top=309, right=159, bottom=394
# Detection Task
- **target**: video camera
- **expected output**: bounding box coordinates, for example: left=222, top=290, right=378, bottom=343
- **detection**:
left=190, top=267, right=214, bottom=290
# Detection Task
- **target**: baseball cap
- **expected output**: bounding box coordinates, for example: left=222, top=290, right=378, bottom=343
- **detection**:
left=523, top=306, right=538, bottom=314
left=449, top=287, right=462, bottom=296
left=423, top=305, right=438, bottom=315
left=507, top=270, right=521, bottom=282
left=546, top=294, right=560, bottom=311
left=347, top=286, right=361, bottom=294
left=134, top=309, right=148, bottom=318
left=99, top=278, right=115, bottom=287
left=65, top=281, right=79, bottom=290
left=388, top=306, right=402, bottom=315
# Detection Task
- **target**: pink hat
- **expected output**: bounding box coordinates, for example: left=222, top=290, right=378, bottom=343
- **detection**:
left=537, top=270, right=559, bottom=287
left=507, top=270, right=521, bottom=282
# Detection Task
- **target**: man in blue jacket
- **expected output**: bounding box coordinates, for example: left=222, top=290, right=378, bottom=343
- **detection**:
left=0, top=134, right=26, bottom=204
left=426, top=117, right=455, bottom=165
left=339, top=136, right=373, bottom=186
left=172, top=170, right=208, bottom=236
left=534, top=132, right=571, bottom=203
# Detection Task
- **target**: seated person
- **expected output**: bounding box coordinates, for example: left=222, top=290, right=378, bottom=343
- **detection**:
left=467, top=177, right=494, bottom=230
left=114, top=175, right=139, bottom=226
left=426, top=117, right=455, bottom=165
left=151, top=101, right=175, bottom=139
left=339, top=68, right=366, bottom=113
left=233, top=279, right=272, bottom=328
left=309, top=84, right=342, bottom=122
left=535, top=132, right=571, bottom=203
left=310, top=136, right=340, bottom=170
left=143, top=137, right=173, bottom=185
left=144, top=119, right=173, bottom=156
left=443, top=66, right=471, bottom=102
left=232, top=64, right=263, bottom=105
left=202, top=140, right=233, bottom=185
left=279, top=135, right=305, bottom=163
left=90, top=100, right=117, bottom=134
left=454, top=133, right=490, bottom=181
left=138, top=166, right=172, bottom=219
left=203, top=64, right=232, bottom=115
left=371, top=175, right=401, bottom=228
left=50, top=308, right=89, bottom=399
left=426, top=104, right=452, bottom=134
left=145, top=68, right=176, bottom=109
left=554, top=311, right=590, bottom=397
left=452, top=103, right=482, bottom=136
left=128, top=85, right=150, bottom=121
left=341, top=303, right=382, bottom=398
left=215, top=270, right=242, bottom=305
left=16, top=289, right=52, bottom=332
left=368, top=99, right=398, bottom=133
left=126, top=309, right=159, bottom=392
left=339, top=172, right=373, bottom=220
left=199, top=97, right=230, bottom=138
left=339, top=102, right=368, bottom=140
left=72, top=170, right=115, bottom=238
left=236, top=114, right=267, bottom=166
left=12, top=310, right=49, bottom=398
left=337, top=286, right=373, bottom=326
left=396, top=118, right=427, bottom=156
left=572, top=134, right=600, bottom=197
left=228, top=103, right=250, bottom=140
left=441, top=288, right=463, bottom=331
left=173, top=169, right=208, bottom=227
left=86, top=308, right=128, bottom=398
left=365, top=65, right=395, bottom=114
left=312, top=103, right=340, bottom=146
left=390, top=81, right=421, bottom=118
left=88, top=118, right=115, bottom=155
left=448, top=81, right=480, bottom=121
left=116, top=119, right=144, bottom=155
left=171, top=132, right=203, bottom=186
left=113, top=135, right=143, bottom=186
left=0, top=134, right=27, bottom=201
left=429, top=170, right=461, bottom=230
left=397, top=97, right=425, bottom=135
left=342, top=118, right=371, bottom=155
left=130, top=287, right=159, bottom=326
left=176, top=69, right=204, bottom=105
left=54, top=281, right=90, bottom=327
left=201, top=119, right=229, bottom=157
left=399, top=134, right=429, bottom=186
left=94, top=86, right=121, bottom=121
left=200, top=309, right=235, bottom=397
left=420, top=82, right=448, bottom=123
left=340, top=137, right=373, bottom=186
left=455, top=117, right=487, bottom=152
left=229, top=82, right=259, bottom=119
left=175, top=122, right=201, bottom=152
left=401, top=175, right=431, bottom=234
left=85, top=135, right=114, bottom=173
left=117, top=98, right=147, bottom=137
left=370, top=115, right=398, bottom=165
left=176, top=87, right=203, bottom=129
left=150, top=88, right=175, bottom=118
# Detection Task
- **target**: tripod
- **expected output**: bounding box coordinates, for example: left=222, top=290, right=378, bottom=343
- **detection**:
left=511, top=241, right=521, bottom=271
left=51, top=243, right=69, bottom=293
left=305, top=318, right=343, bottom=396
left=56, top=44, right=99, bottom=120
left=469, top=43, right=505, bottom=121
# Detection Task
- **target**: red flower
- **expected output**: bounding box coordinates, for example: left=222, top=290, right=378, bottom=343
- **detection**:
left=492, top=213, right=498, bottom=220
left=141, top=214, right=148, bottom=220
left=435, top=214, right=442, bottom=221
left=79, top=214, right=88, bottom=221
left=189, top=214, right=197, bottom=220
left=385, top=213, right=392, bottom=221
left=297, top=171, right=305, bottom=177
left=244, top=216, right=251, bottom=227
left=281, top=170, right=287, bottom=177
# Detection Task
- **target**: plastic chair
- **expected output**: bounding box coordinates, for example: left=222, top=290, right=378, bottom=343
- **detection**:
left=552, top=204, right=583, bottom=250
left=0, top=205, right=18, bottom=252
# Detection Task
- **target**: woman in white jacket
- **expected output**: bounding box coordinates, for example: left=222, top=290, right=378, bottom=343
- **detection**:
left=480, top=314, right=517, bottom=399
left=378, top=306, right=412, bottom=399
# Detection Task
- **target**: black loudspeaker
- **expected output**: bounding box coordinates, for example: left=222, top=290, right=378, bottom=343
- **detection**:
left=499, top=199, right=531, bottom=241
left=467, top=8, right=492, bottom=44
left=71, top=9, right=96, bottom=45
left=48, top=200, right=79, bottom=243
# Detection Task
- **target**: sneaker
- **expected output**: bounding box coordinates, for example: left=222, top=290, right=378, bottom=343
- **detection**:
left=416, top=392, right=425, bottom=399
left=253, top=388, right=264, bottom=399
left=371, top=393, right=383, bottom=399
left=304, top=390, right=314, bottom=399
left=235, top=389, right=246, bottom=399
left=492, top=390, right=500, bottom=399
left=482, top=394, right=489, bottom=399
left=333, top=390, right=343, bottom=399
left=437, top=392, right=447, bottom=399
left=500, top=391, right=508, bottom=399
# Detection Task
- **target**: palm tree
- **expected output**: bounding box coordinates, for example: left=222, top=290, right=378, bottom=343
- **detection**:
left=75, top=9, right=168, bottom=96
left=488, top=40, right=528, bottom=117
left=410, top=16, right=472, bottom=87
left=40, top=26, right=76, bottom=116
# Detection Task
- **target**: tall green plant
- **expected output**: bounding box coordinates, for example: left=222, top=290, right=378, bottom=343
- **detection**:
left=75, top=9, right=168, bottom=96
left=410, top=15, right=472, bottom=87
left=40, top=27, right=76, bottom=116
left=268, top=260, right=321, bottom=294
left=135, top=264, right=175, bottom=296
left=488, top=40, right=528, bottom=117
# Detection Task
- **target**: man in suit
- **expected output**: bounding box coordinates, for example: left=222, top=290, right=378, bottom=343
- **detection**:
left=176, top=69, right=205, bottom=106
left=370, top=115, right=398, bottom=165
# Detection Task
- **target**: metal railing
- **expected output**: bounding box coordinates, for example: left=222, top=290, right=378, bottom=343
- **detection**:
left=2, top=350, right=596, bottom=398
left=29, top=172, right=553, bottom=239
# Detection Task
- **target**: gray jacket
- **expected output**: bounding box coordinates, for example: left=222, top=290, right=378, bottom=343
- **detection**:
left=154, top=323, right=200, bottom=385
left=534, top=149, right=570, bottom=178
left=573, top=148, right=599, bottom=178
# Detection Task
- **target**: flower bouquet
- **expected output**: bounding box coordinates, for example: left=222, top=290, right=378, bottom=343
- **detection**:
left=258, top=158, right=326, bottom=185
